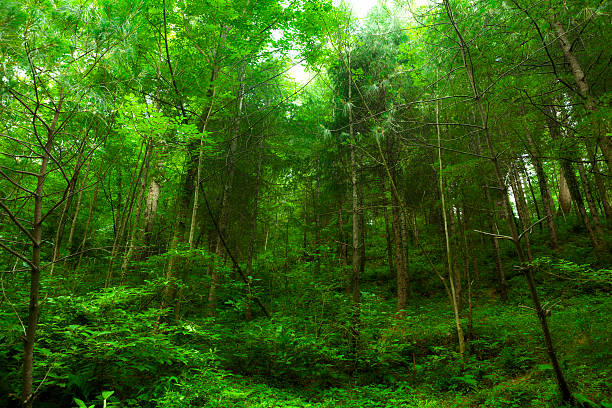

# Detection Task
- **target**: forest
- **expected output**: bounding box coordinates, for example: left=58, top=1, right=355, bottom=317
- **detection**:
left=0, top=0, right=611, bottom=407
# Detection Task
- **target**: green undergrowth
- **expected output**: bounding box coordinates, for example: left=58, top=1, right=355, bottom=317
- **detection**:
left=1, top=265, right=611, bottom=407
left=157, top=370, right=443, bottom=407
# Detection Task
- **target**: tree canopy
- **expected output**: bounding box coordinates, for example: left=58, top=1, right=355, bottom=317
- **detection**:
left=1, top=0, right=611, bottom=407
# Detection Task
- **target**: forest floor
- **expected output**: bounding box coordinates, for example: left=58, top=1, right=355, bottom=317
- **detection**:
left=2, top=265, right=611, bottom=408
left=153, top=283, right=612, bottom=408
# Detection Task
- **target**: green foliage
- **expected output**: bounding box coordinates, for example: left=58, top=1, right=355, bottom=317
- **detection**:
left=1, top=0, right=611, bottom=407
left=74, top=390, right=117, bottom=408
left=531, top=256, right=612, bottom=291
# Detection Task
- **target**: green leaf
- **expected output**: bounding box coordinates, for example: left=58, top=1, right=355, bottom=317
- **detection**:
left=537, top=364, right=553, bottom=371
left=102, top=390, right=114, bottom=400
left=73, top=398, right=88, bottom=408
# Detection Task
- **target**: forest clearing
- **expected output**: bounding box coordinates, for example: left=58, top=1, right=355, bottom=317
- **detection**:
left=0, top=0, right=611, bottom=407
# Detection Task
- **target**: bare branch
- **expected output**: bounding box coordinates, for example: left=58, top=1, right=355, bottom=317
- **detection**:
left=518, top=215, right=550, bottom=241
left=0, top=169, right=36, bottom=195
left=0, top=241, right=37, bottom=271
left=0, top=201, right=36, bottom=243
left=473, top=229, right=514, bottom=241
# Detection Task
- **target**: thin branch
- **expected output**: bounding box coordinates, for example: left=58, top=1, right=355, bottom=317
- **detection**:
left=0, top=169, right=36, bottom=195
left=0, top=241, right=37, bottom=271
left=473, top=229, right=514, bottom=241
left=518, top=215, right=550, bottom=241
left=0, top=201, right=36, bottom=243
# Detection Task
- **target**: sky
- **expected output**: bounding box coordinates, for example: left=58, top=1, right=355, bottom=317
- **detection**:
left=287, top=0, right=378, bottom=83
left=344, top=0, right=378, bottom=18
left=288, top=0, right=429, bottom=82
left=288, top=0, right=428, bottom=84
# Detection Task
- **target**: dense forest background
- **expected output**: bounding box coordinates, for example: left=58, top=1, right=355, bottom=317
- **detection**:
left=0, top=0, right=611, bottom=407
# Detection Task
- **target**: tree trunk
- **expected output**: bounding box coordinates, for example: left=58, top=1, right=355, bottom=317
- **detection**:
left=561, top=156, right=602, bottom=249
left=460, top=208, right=474, bottom=339
left=347, top=49, right=361, bottom=363
left=525, top=128, right=559, bottom=249
left=510, top=163, right=533, bottom=260
left=382, top=186, right=395, bottom=279
left=435, top=74, right=465, bottom=360
left=315, top=160, right=322, bottom=274
left=76, top=178, right=100, bottom=271
left=120, top=139, right=153, bottom=280
left=585, top=144, right=612, bottom=220
left=338, top=206, right=348, bottom=266
left=518, top=156, right=542, bottom=230
left=577, top=160, right=605, bottom=239
left=65, top=158, right=92, bottom=257
left=558, top=170, right=572, bottom=215
left=245, top=138, right=264, bottom=320
left=444, top=0, right=572, bottom=399
left=106, top=138, right=146, bottom=287
left=21, top=97, right=63, bottom=408
left=144, top=179, right=161, bottom=253
left=546, top=106, right=604, bottom=249
left=49, top=147, right=88, bottom=276
left=552, top=17, right=612, bottom=170
left=486, top=187, right=507, bottom=300
left=400, top=210, right=410, bottom=296
left=449, top=210, right=463, bottom=313
left=161, top=10, right=224, bottom=314
left=387, top=135, right=407, bottom=315
left=208, top=69, right=244, bottom=316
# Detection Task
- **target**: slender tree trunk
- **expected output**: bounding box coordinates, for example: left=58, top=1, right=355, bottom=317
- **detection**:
left=460, top=208, right=474, bottom=339
left=480, top=177, right=507, bottom=297
left=585, top=144, right=612, bottom=220
left=525, top=129, right=559, bottom=249
left=65, top=159, right=92, bottom=257
left=450, top=210, right=463, bottom=312
left=518, top=156, right=542, bottom=230
left=387, top=135, right=407, bottom=315
left=546, top=106, right=604, bottom=249
left=208, top=69, right=245, bottom=316
left=303, top=186, right=309, bottom=252
left=106, top=139, right=145, bottom=287
left=49, top=147, right=87, bottom=276
left=115, top=171, right=122, bottom=238
left=577, top=160, right=605, bottom=239
left=187, top=71, right=218, bottom=249
left=347, top=49, right=361, bottom=364
left=315, top=161, right=322, bottom=274
left=173, top=70, right=218, bottom=317
left=400, top=210, right=410, bottom=296
left=468, top=118, right=507, bottom=298
left=491, top=231, right=506, bottom=299
left=245, top=138, right=264, bottom=320
left=435, top=77, right=465, bottom=360
left=381, top=184, right=395, bottom=279
left=486, top=189, right=507, bottom=300
left=551, top=19, right=594, bottom=108
left=160, top=2, right=226, bottom=314
left=510, top=163, right=534, bottom=260
left=561, top=155, right=602, bottom=249
left=76, top=179, right=100, bottom=271
left=388, top=152, right=406, bottom=315
left=338, top=205, right=348, bottom=267
left=22, top=97, right=63, bottom=408
left=443, top=1, right=572, bottom=399
left=120, top=140, right=153, bottom=280
left=514, top=164, right=531, bottom=224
